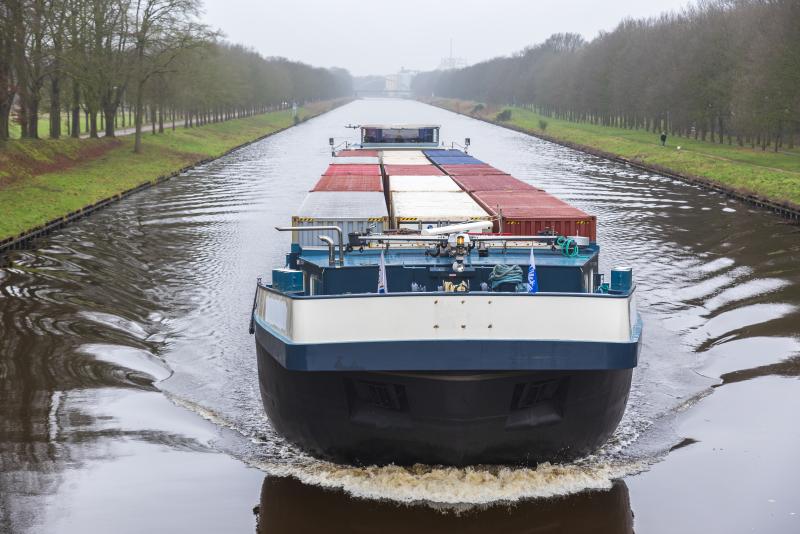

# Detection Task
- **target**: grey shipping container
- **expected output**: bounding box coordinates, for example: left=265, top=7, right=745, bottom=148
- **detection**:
left=292, top=191, right=388, bottom=247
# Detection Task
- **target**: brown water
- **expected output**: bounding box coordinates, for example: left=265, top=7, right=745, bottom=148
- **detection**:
left=1, top=99, right=798, bottom=533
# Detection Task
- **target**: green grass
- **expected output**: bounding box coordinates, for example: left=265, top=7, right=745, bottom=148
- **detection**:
left=432, top=98, right=800, bottom=207
left=0, top=100, right=345, bottom=241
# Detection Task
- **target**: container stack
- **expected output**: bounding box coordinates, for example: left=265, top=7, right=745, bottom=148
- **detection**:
left=471, top=190, right=596, bottom=241
left=312, top=174, right=382, bottom=192
left=392, top=191, right=491, bottom=230
left=440, top=164, right=509, bottom=177
left=323, top=163, right=381, bottom=176
left=425, top=150, right=597, bottom=240
left=294, top=157, right=387, bottom=246
left=380, top=150, right=430, bottom=166
left=336, top=149, right=379, bottom=157
left=292, top=142, right=597, bottom=245
left=383, top=165, right=444, bottom=176
left=389, top=175, right=462, bottom=192
left=292, top=191, right=388, bottom=247
left=450, top=174, right=538, bottom=193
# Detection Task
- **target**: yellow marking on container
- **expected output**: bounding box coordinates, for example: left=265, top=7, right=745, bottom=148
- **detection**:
left=398, top=217, right=418, bottom=221
left=295, top=217, right=315, bottom=222
left=368, top=217, right=384, bottom=222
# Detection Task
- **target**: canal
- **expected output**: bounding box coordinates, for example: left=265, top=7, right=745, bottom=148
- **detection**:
left=1, top=99, right=798, bottom=533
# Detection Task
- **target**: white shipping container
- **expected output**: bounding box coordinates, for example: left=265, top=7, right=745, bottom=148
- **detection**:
left=391, top=191, right=490, bottom=229
left=381, top=150, right=431, bottom=165
left=380, top=150, right=425, bottom=158
left=389, top=175, right=462, bottom=192
left=293, top=191, right=388, bottom=247
left=331, top=156, right=381, bottom=165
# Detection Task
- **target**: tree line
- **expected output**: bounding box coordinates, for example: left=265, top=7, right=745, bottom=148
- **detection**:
left=412, top=0, right=799, bottom=151
left=0, top=0, right=352, bottom=151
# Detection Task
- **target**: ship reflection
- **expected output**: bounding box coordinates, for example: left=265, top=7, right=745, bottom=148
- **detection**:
left=256, top=475, right=633, bottom=534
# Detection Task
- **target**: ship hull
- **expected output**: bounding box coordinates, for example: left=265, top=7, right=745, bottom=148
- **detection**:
left=255, top=330, right=635, bottom=466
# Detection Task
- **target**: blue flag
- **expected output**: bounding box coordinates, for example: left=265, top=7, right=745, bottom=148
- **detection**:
left=528, top=248, right=539, bottom=294
left=377, top=250, right=388, bottom=294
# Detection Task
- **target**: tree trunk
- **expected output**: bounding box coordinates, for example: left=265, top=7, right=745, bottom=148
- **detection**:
left=27, top=98, right=40, bottom=139
left=49, top=75, right=61, bottom=139
left=0, top=89, right=12, bottom=141
left=103, top=104, right=116, bottom=137
left=134, top=82, right=145, bottom=154
left=71, top=82, right=80, bottom=138
left=88, top=110, right=98, bottom=138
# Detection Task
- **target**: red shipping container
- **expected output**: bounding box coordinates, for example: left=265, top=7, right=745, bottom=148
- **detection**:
left=452, top=174, right=538, bottom=193
left=383, top=164, right=444, bottom=176
left=442, top=164, right=509, bottom=176
left=323, top=164, right=381, bottom=176
left=472, top=190, right=597, bottom=241
left=312, top=174, right=383, bottom=192
left=336, top=149, right=379, bottom=157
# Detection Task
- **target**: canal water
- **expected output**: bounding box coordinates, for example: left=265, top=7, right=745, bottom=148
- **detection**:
left=1, top=99, right=798, bottom=533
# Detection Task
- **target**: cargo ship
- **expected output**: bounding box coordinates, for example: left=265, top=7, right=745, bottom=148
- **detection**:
left=250, top=124, right=641, bottom=466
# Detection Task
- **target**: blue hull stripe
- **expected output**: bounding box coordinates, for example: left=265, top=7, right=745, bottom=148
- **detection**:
left=254, top=316, right=641, bottom=372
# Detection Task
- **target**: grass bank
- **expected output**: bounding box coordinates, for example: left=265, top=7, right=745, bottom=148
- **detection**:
left=0, top=99, right=348, bottom=244
left=428, top=98, right=800, bottom=212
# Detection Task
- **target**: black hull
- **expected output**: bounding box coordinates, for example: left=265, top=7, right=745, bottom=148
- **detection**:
left=257, top=343, right=632, bottom=466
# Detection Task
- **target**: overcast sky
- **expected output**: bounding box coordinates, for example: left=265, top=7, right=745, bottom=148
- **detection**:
left=202, top=0, right=691, bottom=76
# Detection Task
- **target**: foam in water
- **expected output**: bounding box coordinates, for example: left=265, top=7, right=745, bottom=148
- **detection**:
left=252, top=458, right=647, bottom=507
left=164, top=387, right=665, bottom=506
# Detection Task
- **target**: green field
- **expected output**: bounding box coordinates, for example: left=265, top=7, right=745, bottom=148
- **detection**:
left=0, top=101, right=344, bottom=241
left=431, top=98, right=800, bottom=208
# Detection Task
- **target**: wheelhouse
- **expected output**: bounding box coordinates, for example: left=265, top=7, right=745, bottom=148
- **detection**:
left=360, top=124, right=440, bottom=148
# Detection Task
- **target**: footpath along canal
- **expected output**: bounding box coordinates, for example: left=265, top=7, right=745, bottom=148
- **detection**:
left=1, top=98, right=798, bottom=533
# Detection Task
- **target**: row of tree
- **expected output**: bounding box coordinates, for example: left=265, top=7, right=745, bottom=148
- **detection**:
left=412, top=0, right=799, bottom=151
left=0, top=0, right=352, bottom=151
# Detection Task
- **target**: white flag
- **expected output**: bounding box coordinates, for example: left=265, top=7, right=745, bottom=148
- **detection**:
left=377, top=250, right=389, bottom=294
left=527, top=248, right=539, bottom=294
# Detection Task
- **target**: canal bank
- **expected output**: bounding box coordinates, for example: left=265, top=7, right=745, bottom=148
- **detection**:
left=423, top=98, right=800, bottom=220
left=0, top=99, right=351, bottom=253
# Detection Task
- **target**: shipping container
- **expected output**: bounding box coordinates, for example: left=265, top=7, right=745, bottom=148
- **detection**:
left=384, top=164, right=444, bottom=176
left=380, top=150, right=426, bottom=158
left=336, top=149, right=378, bottom=157
left=471, top=190, right=596, bottom=241
left=389, top=175, right=462, bottom=192
left=323, top=164, right=381, bottom=176
left=423, top=149, right=467, bottom=158
left=312, top=174, right=383, bottom=192
left=391, top=191, right=491, bottom=229
left=441, top=164, right=508, bottom=176
left=381, top=151, right=431, bottom=165
left=292, top=191, right=388, bottom=247
left=329, top=156, right=380, bottom=165
left=428, top=156, right=484, bottom=165
left=450, top=174, right=537, bottom=192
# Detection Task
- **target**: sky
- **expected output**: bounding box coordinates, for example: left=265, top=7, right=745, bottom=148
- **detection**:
left=201, top=0, right=692, bottom=76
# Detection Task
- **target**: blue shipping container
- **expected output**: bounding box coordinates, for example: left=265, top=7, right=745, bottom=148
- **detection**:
left=423, top=149, right=467, bottom=158
left=429, top=156, right=485, bottom=165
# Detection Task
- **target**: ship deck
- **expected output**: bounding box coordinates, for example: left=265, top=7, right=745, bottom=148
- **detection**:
left=297, top=245, right=599, bottom=269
